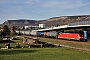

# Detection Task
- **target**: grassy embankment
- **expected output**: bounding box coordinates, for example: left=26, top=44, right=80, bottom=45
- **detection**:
left=0, top=48, right=90, bottom=60
left=39, top=37, right=90, bottom=49
left=0, top=36, right=90, bottom=60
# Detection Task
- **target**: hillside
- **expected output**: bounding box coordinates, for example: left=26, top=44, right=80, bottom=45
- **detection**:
left=0, top=15, right=90, bottom=27
left=0, top=19, right=38, bottom=27
left=41, top=15, right=90, bottom=27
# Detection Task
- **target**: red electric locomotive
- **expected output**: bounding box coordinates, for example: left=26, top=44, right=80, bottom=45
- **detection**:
left=58, top=33, right=84, bottom=41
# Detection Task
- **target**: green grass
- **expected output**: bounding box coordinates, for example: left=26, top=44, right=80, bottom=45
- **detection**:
left=0, top=36, right=90, bottom=60
left=0, top=48, right=90, bottom=60
left=39, top=38, right=90, bottom=49
left=0, top=37, right=23, bottom=48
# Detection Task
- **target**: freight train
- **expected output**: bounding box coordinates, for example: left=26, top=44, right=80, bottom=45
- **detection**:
left=15, top=30, right=84, bottom=41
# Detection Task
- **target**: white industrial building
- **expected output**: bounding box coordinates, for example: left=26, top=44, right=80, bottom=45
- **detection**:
left=39, top=24, right=46, bottom=29
left=24, top=24, right=46, bottom=30
left=25, top=26, right=39, bottom=30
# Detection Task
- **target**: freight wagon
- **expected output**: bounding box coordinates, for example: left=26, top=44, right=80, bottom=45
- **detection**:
left=15, top=30, right=24, bottom=35
left=46, top=32, right=58, bottom=38
left=24, top=31, right=30, bottom=35
left=37, top=32, right=44, bottom=37
left=30, top=30, right=37, bottom=36
left=20, top=31, right=25, bottom=35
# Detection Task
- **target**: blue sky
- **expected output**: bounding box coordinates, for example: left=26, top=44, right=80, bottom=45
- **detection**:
left=0, top=0, right=90, bottom=24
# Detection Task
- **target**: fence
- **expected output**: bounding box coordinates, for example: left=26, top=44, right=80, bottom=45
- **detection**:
left=68, top=20, right=90, bottom=26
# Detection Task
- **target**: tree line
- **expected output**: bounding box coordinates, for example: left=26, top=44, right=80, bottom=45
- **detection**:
left=0, top=25, right=16, bottom=37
